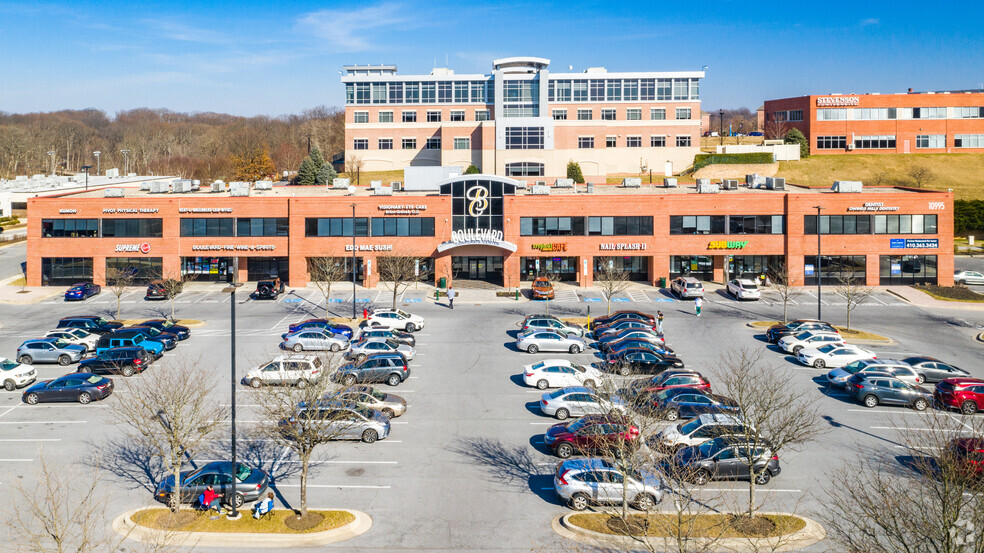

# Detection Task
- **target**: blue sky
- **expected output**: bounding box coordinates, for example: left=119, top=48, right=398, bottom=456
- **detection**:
left=1, top=0, right=982, bottom=117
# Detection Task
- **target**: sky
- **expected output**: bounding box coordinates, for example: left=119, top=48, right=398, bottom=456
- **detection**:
left=1, top=0, right=983, bottom=117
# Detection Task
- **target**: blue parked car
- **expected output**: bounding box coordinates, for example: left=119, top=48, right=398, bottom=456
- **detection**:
left=64, top=282, right=101, bottom=301
left=95, top=329, right=165, bottom=358
left=287, top=319, right=354, bottom=340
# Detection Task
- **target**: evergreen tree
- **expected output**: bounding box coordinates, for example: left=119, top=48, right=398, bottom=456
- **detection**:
left=566, top=160, right=585, bottom=183
left=297, top=157, right=316, bottom=186
left=315, top=162, right=337, bottom=186
left=464, top=164, right=480, bottom=174
left=785, top=128, right=809, bottom=158
left=309, top=146, right=325, bottom=171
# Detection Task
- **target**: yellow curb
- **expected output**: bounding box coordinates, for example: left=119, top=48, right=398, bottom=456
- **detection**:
left=112, top=507, right=371, bottom=548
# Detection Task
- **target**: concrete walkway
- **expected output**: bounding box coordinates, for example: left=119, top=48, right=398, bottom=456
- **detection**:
left=885, top=286, right=984, bottom=311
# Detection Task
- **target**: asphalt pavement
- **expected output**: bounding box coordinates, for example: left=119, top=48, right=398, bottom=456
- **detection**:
left=0, top=241, right=26, bottom=279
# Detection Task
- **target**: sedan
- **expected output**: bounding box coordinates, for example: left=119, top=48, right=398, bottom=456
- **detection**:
left=644, top=387, right=740, bottom=421
left=851, top=376, right=933, bottom=410
left=16, top=338, right=86, bottom=366
left=594, top=319, right=659, bottom=338
left=280, top=400, right=390, bottom=443
left=672, top=437, right=781, bottom=485
left=543, top=414, right=641, bottom=459
left=516, top=330, right=586, bottom=354
left=796, top=344, right=874, bottom=369
left=604, top=348, right=684, bottom=376
left=764, top=320, right=837, bottom=343
left=357, top=328, right=415, bottom=347
left=554, top=458, right=662, bottom=512
left=524, top=359, right=604, bottom=390
left=606, top=339, right=674, bottom=357
left=828, top=363, right=922, bottom=387
left=954, top=270, right=984, bottom=286
left=145, top=279, right=183, bottom=300
left=726, top=278, right=760, bottom=300
left=64, top=282, right=100, bottom=301
left=44, top=328, right=99, bottom=351
left=346, top=338, right=415, bottom=362
left=22, top=373, right=113, bottom=405
left=288, top=319, right=354, bottom=340
left=590, top=310, right=655, bottom=330
left=540, top=386, right=626, bottom=420
left=778, top=331, right=845, bottom=354
left=595, top=329, right=666, bottom=352
left=141, top=319, right=191, bottom=340
left=280, top=329, right=349, bottom=353
left=154, top=461, right=269, bottom=508
left=328, top=385, right=407, bottom=418
left=627, top=371, right=711, bottom=397
left=522, top=317, right=586, bottom=338
left=902, top=357, right=969, bottom=384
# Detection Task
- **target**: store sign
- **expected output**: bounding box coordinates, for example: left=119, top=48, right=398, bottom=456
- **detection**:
left=847, top=202, right=899, bottom=212
left=178, top=207, right=233, bottom=213
left=115, top=243, right=151, bottom=253
left=436, top=228, right=517, bottom=253
left=59, top=209, right=77, bottom=214
left=599, top=243, right=647, bottom=251
left=816, top=96, right=859, bottom=107
left=891, top=263, right=902, bottom=275
left=804, top=264, right=815, bottom=276
left=707, top=240, right=749, bottom=250
left=377, top=204, right=427, bottom=216
left=345, top=244, right=394, bottom=252
left=191, top=244, right=276, bottom=251
left=890, top=238, right=939, bottom=249
left=532, top=243, right=567, bottom=252
left=103, top=208, right=159, bottom=214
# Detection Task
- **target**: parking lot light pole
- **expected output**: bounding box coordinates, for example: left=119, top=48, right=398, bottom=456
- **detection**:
left=351, top=203, right=357, bottom=319
left=81, top=165, right=92, bottom=191
left=814, top=205, right=822, bottom=320
left=222, top=281, right=244, bottom=519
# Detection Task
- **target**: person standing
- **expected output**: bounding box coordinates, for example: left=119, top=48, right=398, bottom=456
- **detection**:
left=447, top=287, right=456, bottom=310
left=656, top=310, right=664, bottom=335
left=694, top=296, right=703, bottom=317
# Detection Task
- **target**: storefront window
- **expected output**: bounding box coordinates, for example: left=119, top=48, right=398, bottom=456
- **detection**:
left=879, top=255, right=937, bottom=285
left=307, top=257, right=364, bottom=282
left=594, top=256, right=649, bottom=281
left=102, top=218, right=163, bottom=237
left=804, top=255, right=866, bottom=286
left=181, top=257, right=234, bottom=282
left=521, top=256, right=578, bottom=281
left=247, top=258, right=290, bottom=283
left=727, top=256, right=784, bottom=281
left=180, top=218, right=234, bottom=237
left=105, top=257, right=163, bottom=285
left=452, top=256, right=503, bottom=284
left=41, top=258, right=93, bottom=286
left=669, top=256, right=713, bottom=281
left=41, top=219, right=98, bottom=238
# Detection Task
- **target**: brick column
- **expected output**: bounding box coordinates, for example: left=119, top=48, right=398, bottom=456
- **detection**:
left=865, top=255, right=881, bottom=287
left=364, top=256, right=379, bottom=288
left=503, top=253, right=520, bottom=290
left=712, top=255, right=725, bottom=283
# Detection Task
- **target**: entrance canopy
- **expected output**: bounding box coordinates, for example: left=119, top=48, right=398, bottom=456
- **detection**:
left=437, top=229, right=517, bottom=253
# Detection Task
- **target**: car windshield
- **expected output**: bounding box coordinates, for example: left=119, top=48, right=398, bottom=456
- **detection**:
left=816, top=344, right=839, bottom=354
left=697, top=439, right=724, bottom=456
left=141, top=327, right=161, bottom=336
left=573, top=365, right=586, bottom=373
left=94, top=317, right=110, bottom=326
left=566, top=418, right=590, bottom=433
left=843, top=361, right=865, bottom=374
left=160, top=320, right=175, bottom=328
left=1, top=359, right=19, bottom=371
left=743, top=282, right=758, bottom=290
left=353, top=405, right=375, bottom=419
left=546, top=389, right=566, bottom=399
left=368, top=388, right=387, bottom=400
left=384, top=339, right=400, bottom=349
left=52, top=339, right=70, bottom=348
left=396, top=310, right=411, bottom=318
left=69, top=329, right=88, bottom=338
left=235, top=463, right=252, bottom=481
left=795, top=332, right=816, bottom=340
left=678, top=418, right=704, bottom=435
left=85, top=375, right=103, bottom=384
left=531, top=362, right=545, bottom=371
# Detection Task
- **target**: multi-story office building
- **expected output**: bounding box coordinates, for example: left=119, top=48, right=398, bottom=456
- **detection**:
left=342, top=57, right=704, bottom=179
left=764, top=90, right=984, bottom=155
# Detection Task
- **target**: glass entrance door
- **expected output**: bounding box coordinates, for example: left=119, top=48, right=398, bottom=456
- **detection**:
left=451, top=256, right=503, bottom=284
left=469, top=258, right=487, bottom=280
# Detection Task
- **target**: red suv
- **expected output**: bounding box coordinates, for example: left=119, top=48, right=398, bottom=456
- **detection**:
left=543, top=414, right=640, bottom=458
left=943, top=437, right=984, bottom=477
left=934, top=378, right=984, bottom=415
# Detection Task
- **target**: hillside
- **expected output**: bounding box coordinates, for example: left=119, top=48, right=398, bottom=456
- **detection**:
left=777, top=153, right=984, bottom=200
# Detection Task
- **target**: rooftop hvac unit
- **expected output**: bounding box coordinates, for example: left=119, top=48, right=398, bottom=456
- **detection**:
left=530, top=185, right=551, bottom=195
left=373, top=186, right=393, bottom=196
left=210, top=182, right=224, bottom=193
left=370, top=180, right=383, bottom=189
left=149, top=182, right=167, bottom=193
left=103, top=188, right=125, bottom=198
left=723, top=179, right=739, bottom=190
left=663, top=177, right=678, bottom=188
left=191, top=180, right=201, bottom=190
left=391, top=181, right=403, bottom=191
left=622, top=177, right=642, bottom=188
left=696, top=178, right=710, bottom=187
left=586, top=183, right=595, bottom=193
left=832, top=180, right=863, bottom=193
left=139, top=182, right=151, bottom=191
left=332, top=178, right=350, bottom=189
left=768, top=177, right=786, bottom=190
left=254, top=180, right=273, bottom=190
left=698, top=183, right=720, bottom=194
left=173, top=181, right=192, bottom=193
left=554, top=178, right=574, bottom=188
left=229, top=183, right=250, bottom=197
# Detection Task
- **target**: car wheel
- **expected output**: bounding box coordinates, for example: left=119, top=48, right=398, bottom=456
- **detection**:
left=527, top=344, right=539, bottom=354
left=569, top=344, right=581, bottom=354
left=381, top=408, right=395, bottom=418
left=292, top=344, right=303, bottom=353
left=78, top=392, right=92, bottom=404
left=634, top=493, right=657, bottom=511
left=754, top=471, right=772, bottom=485
left=405, top=323, right=416, bottom=333
left=792, top=345, right=803, bottom=354
left=3, top=380, right=15, bottom=392
left=344, top=374, right=357, bottom=386
left=958, top=280, right=967, bottom=286
left=813, top=359, right=825, bottom=369
left=961, top=401, right=979, bottom=415
left=665, top=409, right=680, bottom=421
left=18, top=355, right=32, bottom=365
left=913, top=398, right=929, bottom=411
left=569, top=492, right=590, bottom=511
left=25, top=393, right=39, bottom=405
left=250, top=378, right=262, bottom=389
left=296, top=379, right=308, bottom=389
left=556, top=443, right=574, bottom=459
left=387, top=373, right=401, bottom=387
left=362, top=429, right=379, bottom=443
left=619, top=365, right=631, bottom=377
left=583, top=379, right=596, bottom=389
left=233, top=493, right=245, bottom=508
left=916, top=375, right=925, bottom=385
left=121, top=366, right=134, bottom=377
left=692, top=470, right=710, bottom=486
left=863, top=394, right=878, bottom=408
left=330, top=343, right=341, bottom=352
left=536, top=379, right=549, bottom=390
left=58, top=354, right=72, bottom=366
left=555, top=408, right=570, bottom=420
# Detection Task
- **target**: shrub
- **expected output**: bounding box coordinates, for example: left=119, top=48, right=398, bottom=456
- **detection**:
left=566, top=160, right=585, bottom=183
left=464, top=164, right=480, bottom=174
left=692, top=153, right=775, bottom=172
left=785, top=128, right=809, bottom=158
left=954, top=199, right=984, bottom=234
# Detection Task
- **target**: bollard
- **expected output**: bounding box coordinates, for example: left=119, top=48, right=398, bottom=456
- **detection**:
left=515, top=289, right=519, bottom=301
left=435, top=289, right=439, bottom=301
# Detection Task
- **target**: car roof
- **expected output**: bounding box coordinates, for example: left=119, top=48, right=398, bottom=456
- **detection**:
left=555, top=386, right=591, bottom=394
left=901, top=356, right=938, bottom=364
left=616, top=347, right=665, bottom=356
left=60, top=315, right=102, bottom=321
left=558, top=458, right=617, bottom=471
left=942, top=377, right=984, bottom=386
left=697, top=413, right=741, bottom=425
left=271, top=354, right=318, bottom=362
left=736, top=278, right=757, bottom=284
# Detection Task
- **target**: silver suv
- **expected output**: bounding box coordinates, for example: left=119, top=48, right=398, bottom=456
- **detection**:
left=554, top=457, right=663, bottom=511
left=521, top=317, right=586, bottom=337
left=650, top=413, right=748, bottom=454
left=243, top=354, right=325, bottom=388
left=671, top=277, right=704, bottom=299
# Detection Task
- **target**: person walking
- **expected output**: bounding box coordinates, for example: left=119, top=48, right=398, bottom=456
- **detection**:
left=447, top=287, right=456, bottom=310
left=656, top=310, right=664, bottom=335
left=694, top=296, right=703, bottom=317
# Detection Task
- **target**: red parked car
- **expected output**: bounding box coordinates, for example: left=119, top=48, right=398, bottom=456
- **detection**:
left=543, top=414, right=640, bottom=459
left=943, top=437, right=984, bottom=477
left=934, top=378, right=984, bottom=415
left=628, top=371, right=711, bottom=397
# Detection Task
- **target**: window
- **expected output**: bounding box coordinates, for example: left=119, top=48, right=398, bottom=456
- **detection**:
left=237, top=218, right=289, bottom=237
left=371, top=83, right=386, bottom=104
left=572, top=80, right=588, bottom=101
left=402, top=111, right=416, bottom=123
left=578, top=136, right=594, bottom=149
left=817, top=108, right=847, bottom=120
left=787, top=109, right=803, bottom=121
left=626, top=136, right=642, bottom=147
left=402, top=138, right=417, bottom=150
left=101, top=218, right=163, bottom=237
left=855, top=108, right=897, bottom=120
left=675, top=108, right=692, bottom=120
left=453, top=137, right=470, bottom=150
left=106, top=257, right=162, bottom=284
left=728, top=215, right=784, bottom=234
left=912, top=107, right=946, bottom=119
left=606, top=80, right=621, bottom=101
left=41, top=219, right=98, bottom=238
left=651, top=108, right=666, bottom=120
left=449, top=110, right=465, bottom=122
left=955, top=134, right=984, bottom=148
left=601, top=109, right=616, bottom=121
left=588, top=216, right=653, bottom=236
left=650, top=135, right=666, bottom=148
left=378, top=138, right=393, bottom=150
left=421, top=82, right=436, bottom=103
left=505, top=127, right=544, bottom=150
left=577, top=109, right=592, bottom=121
left=304, top=218, right=369, bottom=237
left=425, top=137, right=441, bottom=150
left=804, top=255, right=866, bottom=286
left=670, top=215, right=726, bottom=235
left=504, top=162, right=544, bottom=177
left=370, top=217, right=435, bottom=237
left=353, top=111, right=369, bottom=123
left=676, top=135, right=692, bottom=147
left=378, top=111, right=393, bottom=123
left=816, top=135, right=847, bottom=149
left=872, top=214, right=937, bottom=234
left=880, top=255, right=938, bottom=285
left=353, top=138, right=369, bottom=150
left=520, top=217, right=586, bottom=236
left=954, top=107, right=984, bottom=119
left=916, top=135, right=946, bottom=149
left=854, top=135, right=896, bottom=149
left=474, top=109, right=490, bottom=121
left=180, top=218, right=234, bottom=237
left=552, top=109, right=567, bottom=120
left=41, top=258, right=93, bottom=285
left=426, top=110, right=441, bottom=122
left=594, top=256, right=648, bottom=280
left=606, top=136, right=617, bottom=148
left=626, top=108, right=641, bottom=121
left=805, top=215, right=872, bottom=235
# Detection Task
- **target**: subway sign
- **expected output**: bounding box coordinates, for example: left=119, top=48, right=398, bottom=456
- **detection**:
left=707, top=240, right=749, bottom=250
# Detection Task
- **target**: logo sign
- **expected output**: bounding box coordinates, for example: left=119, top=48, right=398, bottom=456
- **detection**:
left=178, top=207, right=232, bottom=213
left=103, top=208, right=159, bottom=213
left=378, top=204, right=427, bottom=216
left=600, top=243, right=647, bottom=251
left=191, top=245, right=276, bottom=251
left=466, top=186, right=490, bottom=216
left=437, top=229, right=517, bottom=252
left=891, top=238, right=939, bottom=249
left=848, top=202, right=899, bottom=212
left=891, top=263, right=902, bottom=275
left=707, top=240, right=749, bottom=250
left=346, top=244, right=393, bottom=252
left=816, top=96, right=859, bottom=107
left=441, top=178, right=516, bottom=237
left=115, top=244, right=144, bottom=252
left=804, top=264, right=814, bottom=276
left=59, top=209, right=77, bottom=214
left=531, top=243, right=567, bottom=252
left=139, top=242, right=151, bottom=254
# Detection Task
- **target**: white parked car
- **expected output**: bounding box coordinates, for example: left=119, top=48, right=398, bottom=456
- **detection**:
left=726, top=278, right=760, bottom=300
left=516, top=330, right=587, bottom=354
left=365, top=309, right=425, bottom=332
left=523, top=359, right=605, bottom=390
left=649, top=413, right=750, bottom=454
left=539, top=386, right=626, bottom=420
left=778, top=331, right=845, bottom=354
left=1, top=357, right=37, bottom=391
left=826, top=359, right=922, bottom=387
left=954, top=270, right=984, bottom=285
left=347, top=338, right=415, bottom=362
left=242, top=354, right=326, bottom=388
left=797, top=343, right=875, bottom=369
left=44, top=328, right=99, bottom=352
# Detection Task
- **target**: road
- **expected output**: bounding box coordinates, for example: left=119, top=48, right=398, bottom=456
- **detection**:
left=0, top=241, right=26, bottom=279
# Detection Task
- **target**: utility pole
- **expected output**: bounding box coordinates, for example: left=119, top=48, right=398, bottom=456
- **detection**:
left=719, top=109, right=725, bottom=146
left=81, top=165, right=92, bottom=191
left=93, top=151, right=101, bottom=175
left=47, top=150, right=56, bottom=176
left=351, top=203, right=357, bottom=318
left=120, top=149, right=130, bottom=176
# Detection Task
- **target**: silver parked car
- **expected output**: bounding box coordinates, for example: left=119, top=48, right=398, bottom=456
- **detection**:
left=346, top=338, right=415, bottom=362
left=329, top=385, right=407, bottom=418
left=242, top=354, right=326, bottom=388
left=954, top=270, right=984, bottom=285
left=280, top=329, right=349, bottom=353
left=282, top=400, right=391, bottom=443
left=517, top=330, right=587, bottom=354
left=554, top=458, right=663, bottom=511
left=521, top=317, right=586, bottom=337
left=540, top=386, right=626, bottom=420
left=357, top=329, right=415, bottom=347
left=16, top=338, right=86, bottom=366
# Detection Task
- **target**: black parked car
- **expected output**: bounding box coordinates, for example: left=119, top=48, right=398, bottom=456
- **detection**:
left=901, top=356, right=969, bottom=384
left=141, top=319, right=191, bottom=340
left=765, top=320, right=837, bottom=343
left=154, top=461, right=270, bottom=509
left=643, top=387, right=740, bottom=421
left=672, top=437, right=781, bottom=485
left=123, top=325, right=178, bottom=350
left=22, top=373, right=113, bottom=405
left=56, top=316, right=123, bottom=335
left=78, top=346, right=151, bottom=377
left=604, top=347, right=684, bottom=376
left=253, top=278, right=285, bottom=300
left=145, top=279, right=183, bottom=300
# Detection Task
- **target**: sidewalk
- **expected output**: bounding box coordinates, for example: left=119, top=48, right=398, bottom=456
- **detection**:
left=0, top=275, right=60, bottom=304
left=884, top=286, right=984, bottom=312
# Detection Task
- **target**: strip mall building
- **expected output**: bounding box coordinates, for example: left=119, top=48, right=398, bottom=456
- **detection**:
left=26, top=176, right=954, bottom=288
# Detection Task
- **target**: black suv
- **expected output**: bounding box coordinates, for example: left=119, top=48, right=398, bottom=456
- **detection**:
left=254, top=278, right=285, bottom=300
left=57, top=316, right=123, bottom=335
left=332, top=353, right=410, bottom=387
left=141, top=319, right=191, bottom=341
left=78, top=346, right=151, bottom=377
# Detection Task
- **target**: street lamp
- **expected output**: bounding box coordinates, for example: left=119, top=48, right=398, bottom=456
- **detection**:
left=47, top=150, right=56, bottom=175
left=81, top=165, right=92, bottom=191
left=814, top=206, right=823, bottom=320
left=120, top=149, right=130, bottom=176
left=351, top=203, right=357, bottom=319
left=719, top=109, right=725, bottom=146
left=221, top=281, right=244, bottom=519
left=93, top=151, right=101, bottom=175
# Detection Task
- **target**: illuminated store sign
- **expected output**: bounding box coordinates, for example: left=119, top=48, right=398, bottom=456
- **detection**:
left=115, top=243, right=151, bottom=253
left=191, top=245, right=275, bottom=251
left=437, top=228, right=517, bottom=252
left=346, top=244, right=394, bottom=252
left=599, top=243, right=647, bottom=251
left=377, top=205, right=427, bottom=216
left=816, top=96, right=859, bottom=107
left=103, top=208, right=159, bottom=213
left=707, top=240, right=748, bottom=250
left=179, top=207, right=233, bottom=213
left=532, top=243, right=567, bottom=252
left=847, top=202, right=899, bottom=212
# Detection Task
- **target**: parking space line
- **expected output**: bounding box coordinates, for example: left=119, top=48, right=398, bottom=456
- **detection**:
left=0, top=458, right=34, bottom=462
left=277, top=484, right=391, bottom=489
left=870, top=294, right=888, bottom=306
left=700, top=488, right=802, bottom=493
left=845, top=409, right=952, bottom=416
left=870, top=426, right=965, bottom=432
left=0, top=438, right=62, bottom=442
left=0, top=405, right=20, bottom=418
left=530, top=422, right=554, bottom=425
left=0, top=420, right=88, bottom=424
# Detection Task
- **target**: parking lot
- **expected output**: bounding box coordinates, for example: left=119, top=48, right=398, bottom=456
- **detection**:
left=2, top=283, right=983, bottom=552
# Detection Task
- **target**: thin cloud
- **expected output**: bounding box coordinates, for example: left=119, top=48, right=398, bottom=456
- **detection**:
left=860, top=18, right=880, bottom=26
left=142, top=19, right=233, bottom=44
left=295, top=2, right=413, bottom=52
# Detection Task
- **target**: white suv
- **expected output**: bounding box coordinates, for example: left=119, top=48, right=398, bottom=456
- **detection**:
left=671, top=277, right=704, bottom=299
left=243, top=354, right=326, bottom=388
left=365, top=309, right=425, bottom=332
left=726, top=278, right=761, bottom=300
left=649, top=413, right=748, bottom=453
left=1, top=357, right=37, bottom=391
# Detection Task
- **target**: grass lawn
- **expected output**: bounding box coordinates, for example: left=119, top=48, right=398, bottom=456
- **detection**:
left=777, top=153, right=984, bottom=200
left=131, top=508, right=353, bottom=534
left=568, top=512, right=805, bottom=538
left=338, top=169, right=404, bottom=186
left=913, top=284, right=984, bottom=303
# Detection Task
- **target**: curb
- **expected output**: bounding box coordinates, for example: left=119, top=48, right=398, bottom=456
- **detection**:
left=553, top=511, right=826, bottom=552
left=112, top=507, right=371, bottom=548
left=884, top=289, right=911, bottom=303
left=976, top=332, right=984, bottom=344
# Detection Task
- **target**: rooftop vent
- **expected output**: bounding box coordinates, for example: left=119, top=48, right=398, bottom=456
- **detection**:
left=391, top=181, right=403, bottom=191
left=622, top=177, right=642, bottom=188
left=723, top=179, right=739, bottom=190
left=832, top=181, right=863, bottom=193
left=766, top=177, right=785, bottom=190
left=103, top=188, right=124, bottom=198
left=254, top=180, right=273, bottom=190
left=373, top=186, right=393, bottom=196
left=332, top=178, right=350, bottom=189
left=554, top=178, right=574, bottom=188
left=229, top=183, right=250, bottom=197
left=663, top=178, right=678, bottom=188
left=698, top=183, right=720, bottom=194
left=530, top=185, right=550, bottom=195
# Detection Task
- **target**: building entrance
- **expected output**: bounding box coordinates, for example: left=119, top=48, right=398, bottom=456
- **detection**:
left=452, top=256, right=503, bottom=284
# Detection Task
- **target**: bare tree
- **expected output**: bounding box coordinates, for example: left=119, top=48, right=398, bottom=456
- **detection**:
left=108, top=360, right=226, bottom=513
left=835, top=271, right=872, bottom=331
left=733, top=115, right=750, bottom=145
left=767, top=264, right=800, bottom=324
left=105, top=265, right=136, bottom=320
left=594, top=258, right=633, bottom=315
left=763, top=114, right=788, bottom=141
left=869, top=169, right=893, bottom=187
left=158, top=271, right=190, bottom=321
left=345, top=155, right=364, bottom=186
left=376, top=249, right=424, bottom=309
left=307, top=257, right=350, bottom=318
left=907, top=165, right=934, bottom=189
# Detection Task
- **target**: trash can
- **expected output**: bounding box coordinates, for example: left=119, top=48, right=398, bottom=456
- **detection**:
left=658, top=277, right=667, bottom=288
left=438, top=277, right=447, bottom=289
